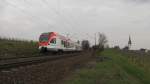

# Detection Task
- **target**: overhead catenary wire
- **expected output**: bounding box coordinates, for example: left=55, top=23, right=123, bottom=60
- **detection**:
left=33, top=0, right=82, bottom=40
left=5, top=0, right=80, bottom=33
left=42, top=0, right=79, bottom=31
left=6, top=2, right=57, bottom=31
left=2, top=0, right=80, bottom=32
left=3, top=0, right=83, bottom=40
left=4, top=0, right=56, bottom=29
left=41, top=0, right=85, bottom=41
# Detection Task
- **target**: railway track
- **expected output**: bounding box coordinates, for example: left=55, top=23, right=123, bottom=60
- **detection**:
left=0, top=53, right=82, bottom=70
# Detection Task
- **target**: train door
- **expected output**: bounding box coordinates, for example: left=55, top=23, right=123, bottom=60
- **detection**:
left=48, top=38, right=57, bottom=49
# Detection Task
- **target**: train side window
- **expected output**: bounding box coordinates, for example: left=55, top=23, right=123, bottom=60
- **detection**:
left=64, top=41, right=67, bottom=47
left=50, top=38, right=56, bottom=44
left=61, top=40, right=64, bottom=45
left=68, top=42, right=70, bottom=47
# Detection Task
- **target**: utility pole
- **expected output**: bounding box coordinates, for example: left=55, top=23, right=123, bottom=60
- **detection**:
left=95, top=33, right=97, bottom=46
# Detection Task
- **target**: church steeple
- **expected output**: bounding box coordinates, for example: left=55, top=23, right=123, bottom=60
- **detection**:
left=128, top=35, right=132, bottom=49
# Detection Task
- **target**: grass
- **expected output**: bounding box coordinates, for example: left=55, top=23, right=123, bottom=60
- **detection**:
left=0, top=37, right=39, bottom=59
left=121, top=50, right=150, bottom=72
left=66, top=49, right=150, bottom=84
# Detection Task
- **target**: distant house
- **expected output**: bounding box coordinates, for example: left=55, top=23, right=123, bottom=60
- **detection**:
left=140, top=48, right=146, bottom=52
left=140, top=48, right=149, bottom=53
left=123, top=46, right=129, bottom=51
left=147, top=50, right=150, bottom=53
left=114, top=46, right=120, bottom=50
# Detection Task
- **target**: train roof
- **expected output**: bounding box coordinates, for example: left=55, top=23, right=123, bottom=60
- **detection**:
left=41, top=32, right=77, bottom=42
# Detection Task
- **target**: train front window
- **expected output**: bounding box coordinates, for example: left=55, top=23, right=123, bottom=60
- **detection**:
left=39, top=35, right=49, bottom=42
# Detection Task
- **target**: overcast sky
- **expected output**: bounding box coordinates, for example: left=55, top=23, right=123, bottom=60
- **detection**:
left=0, top=0, right=150, bottom=49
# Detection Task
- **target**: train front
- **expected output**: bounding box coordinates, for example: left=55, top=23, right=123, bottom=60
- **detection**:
left=38, top=32, right=50, bottom=52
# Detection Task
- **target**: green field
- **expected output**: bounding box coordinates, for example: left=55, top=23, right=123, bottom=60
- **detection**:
left=122, top=50, right=150, bottom=72
left=66, top=49, right=150, bottom=84
left=0, top=38, right=39, bottom=59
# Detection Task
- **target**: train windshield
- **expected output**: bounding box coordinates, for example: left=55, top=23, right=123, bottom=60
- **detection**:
left=39, top=33, right=49, bottom=42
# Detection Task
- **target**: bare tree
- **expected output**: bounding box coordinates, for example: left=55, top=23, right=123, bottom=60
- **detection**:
left=98, top=33, right=108, bottom=49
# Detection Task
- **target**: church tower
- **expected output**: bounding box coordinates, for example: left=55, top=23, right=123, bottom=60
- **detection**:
left=128, top=35, right=132, bottom=49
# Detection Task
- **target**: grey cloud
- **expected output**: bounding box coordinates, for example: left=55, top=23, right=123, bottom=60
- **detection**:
left=124, top=0, right=150, bottom=4
left=127, top=0, right=150, bottom=3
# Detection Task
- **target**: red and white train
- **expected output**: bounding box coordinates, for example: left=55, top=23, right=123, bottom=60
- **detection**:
left=39, top=32, right=82, bottom=52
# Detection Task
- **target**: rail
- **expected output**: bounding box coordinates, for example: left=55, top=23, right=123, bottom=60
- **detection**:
left=0, top=53, right=82, bottom=70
